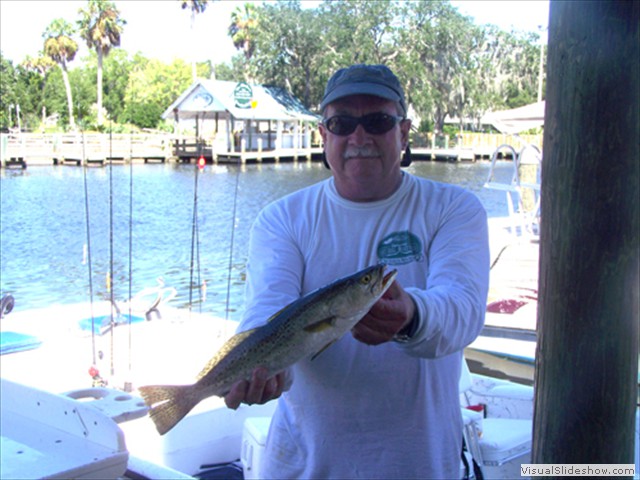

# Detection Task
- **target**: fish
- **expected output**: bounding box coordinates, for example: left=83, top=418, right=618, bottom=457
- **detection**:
left=139, top=263, right=397, bottom=435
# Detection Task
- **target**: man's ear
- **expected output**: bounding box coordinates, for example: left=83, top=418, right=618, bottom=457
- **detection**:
left=318, top=123, right=328, bottom=144
left=400, top=118, right=412, bottom=147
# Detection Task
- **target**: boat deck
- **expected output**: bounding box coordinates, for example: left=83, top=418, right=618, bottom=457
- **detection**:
left=0, top=305, right=237, bottom=394
left=467, top=218, right=540, bottom=384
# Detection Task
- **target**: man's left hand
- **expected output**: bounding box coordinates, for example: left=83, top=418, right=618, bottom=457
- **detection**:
left=351, top=280, right=416, bottom=345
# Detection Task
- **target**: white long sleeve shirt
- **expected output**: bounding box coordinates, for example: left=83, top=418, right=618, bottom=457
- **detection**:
left=240, top=172, right=490, bottom=479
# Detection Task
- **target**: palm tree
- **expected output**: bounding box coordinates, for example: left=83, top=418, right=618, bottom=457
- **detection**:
left=229, top=3, right=259, bottom=61
left=21, top=55, right=56, bottom=130
left=180, top=0, right=211, bottom=82
left=43, top=19, right=78, bottom=130
left=77, top=0, right=126, bottom=126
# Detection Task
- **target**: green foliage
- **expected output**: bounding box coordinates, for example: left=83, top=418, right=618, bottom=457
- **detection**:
left=0, top=54, right=19, bottom=129
left=77, top=0, right=126, bottom=54
left=125, top=101, right=164, bottom=129
left=181, top=0, right=210, bottom=15
left=229, top=3, right=259, bottom=61
left=77, top=0, right=126, bottom=125
left=1, top=0, right=546, bottom=133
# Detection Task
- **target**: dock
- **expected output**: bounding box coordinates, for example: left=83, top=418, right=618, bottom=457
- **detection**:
left=1, top=132, right=539, bottom=168
left=1, top=133, right=172, bottom=167
left=172, top=140, right=324, bottom=164
left=3, top=158, right=27, bottom=169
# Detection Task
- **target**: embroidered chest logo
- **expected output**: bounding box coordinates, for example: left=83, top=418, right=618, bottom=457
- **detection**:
left=377, top=231, right=423, bottom=265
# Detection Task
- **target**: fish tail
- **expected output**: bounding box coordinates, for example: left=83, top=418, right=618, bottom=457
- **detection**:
left=138, top=384, right=199, bottom=435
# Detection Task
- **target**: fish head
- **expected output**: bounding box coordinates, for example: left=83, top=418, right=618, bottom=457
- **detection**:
left=330, top=264, right=398, bottom=317
left=360, top=263, right=397, bottom=298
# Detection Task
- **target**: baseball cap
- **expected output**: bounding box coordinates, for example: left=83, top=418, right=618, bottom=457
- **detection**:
left=320, top=64, right=407, bottom=115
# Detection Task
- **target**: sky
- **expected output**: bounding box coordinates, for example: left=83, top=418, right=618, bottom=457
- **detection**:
left=0, top=0, right=549, bottom=66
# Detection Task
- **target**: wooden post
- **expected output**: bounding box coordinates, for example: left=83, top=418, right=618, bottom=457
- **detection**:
left=533, top=0, right=638, bottom=469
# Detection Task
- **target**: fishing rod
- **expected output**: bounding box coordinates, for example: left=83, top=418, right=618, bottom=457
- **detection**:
left=81, top=126, right=98, bottom=367
left=108, top=121, right=115, bottom=377
left=225, top=158, right=242, bottom=321
left=188, top=152, right=204, bottom=313
left=127, top=120, right=134, bottom=382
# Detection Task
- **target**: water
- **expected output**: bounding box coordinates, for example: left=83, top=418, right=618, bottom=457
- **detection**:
left=0, top=161, right=514, bottom=321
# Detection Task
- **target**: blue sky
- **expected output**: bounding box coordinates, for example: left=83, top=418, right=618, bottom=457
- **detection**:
left=0, top=0, right=549, bottom=65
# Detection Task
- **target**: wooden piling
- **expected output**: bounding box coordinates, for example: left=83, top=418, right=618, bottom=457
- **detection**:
left=533, top=0, right=639, bottom=470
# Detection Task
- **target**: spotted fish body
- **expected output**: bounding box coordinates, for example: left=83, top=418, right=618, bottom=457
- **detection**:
left=139, top=264, right=397, bottom=435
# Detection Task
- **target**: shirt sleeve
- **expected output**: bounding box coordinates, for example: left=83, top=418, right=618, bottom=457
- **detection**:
left=239, top=201, right=304, bottom=333
left=397, top=190, right=490, bottom=358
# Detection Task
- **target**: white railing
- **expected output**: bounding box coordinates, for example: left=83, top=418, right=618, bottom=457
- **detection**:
left=0, top=133, right=172, bottom=162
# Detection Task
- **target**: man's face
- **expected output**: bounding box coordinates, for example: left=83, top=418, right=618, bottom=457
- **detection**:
left=319, top=94, right=411, bottom=202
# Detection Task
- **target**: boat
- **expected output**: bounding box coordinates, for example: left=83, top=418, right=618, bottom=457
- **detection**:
left=0, top=294, right=544, bottom=479
left=0, top=297, right=277, bottom=479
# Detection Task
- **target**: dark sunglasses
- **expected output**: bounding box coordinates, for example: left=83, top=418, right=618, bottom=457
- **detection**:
left=322, top=113, right=405, bottom=136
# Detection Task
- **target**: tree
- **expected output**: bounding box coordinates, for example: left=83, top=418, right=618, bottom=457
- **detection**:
left=398, top=1, right=481, bottom=133
left=181, top=0, right=212, bottom=82
left=124, top=57, right=193, bottom=129
left=98, top=49, right=132, bottom=124
left=77, top=0, right=126, bottom=126
left=0, top=54, right=19, bottom=130
left=43, top=19, right=78, bottom=130
left=319, top=0, right=400, bottom=68
left=21, top=55, right=56, bottom=130
left=248, top=1, right=325, bottom=106
left=229, top=2, right=260, bottom=80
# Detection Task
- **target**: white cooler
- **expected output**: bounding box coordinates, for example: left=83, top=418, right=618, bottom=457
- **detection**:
left=241, top=416, right=272, bottom=480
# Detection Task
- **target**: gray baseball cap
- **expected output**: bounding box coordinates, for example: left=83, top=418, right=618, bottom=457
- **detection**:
left=320, top=64, right=407, bottom=115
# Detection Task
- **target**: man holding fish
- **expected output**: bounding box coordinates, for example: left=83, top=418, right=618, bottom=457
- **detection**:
left=141, top=64, right=489, bottom=478
left=226, top=64, right=490, bottom=478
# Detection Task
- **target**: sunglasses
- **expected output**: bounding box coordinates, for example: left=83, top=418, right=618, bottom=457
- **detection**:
left=322, top=113, right=405, bottom=136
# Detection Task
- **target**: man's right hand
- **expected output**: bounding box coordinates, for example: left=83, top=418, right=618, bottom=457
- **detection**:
left=224, top=366, right=289, bottom=409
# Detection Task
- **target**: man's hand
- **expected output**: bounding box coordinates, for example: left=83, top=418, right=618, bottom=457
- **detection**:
left=351, top=280, right=416, bottom=345
left=224, top=367, right=289, bottom=410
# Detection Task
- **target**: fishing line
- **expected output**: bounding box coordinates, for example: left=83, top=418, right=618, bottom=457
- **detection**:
left=188, top=161, right=202, bottom=312
left=109, top=122, right=115, bottom=377
left=127, top=123, right=134, bottom=377
left=224, top=160, right=241, bottom=321
left=81, top=128, right=97, bottom=366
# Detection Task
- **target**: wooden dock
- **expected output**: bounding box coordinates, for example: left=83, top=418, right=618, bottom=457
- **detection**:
left=1, top=133, right=172, bottom=167
left=3, top=158, right=27, bottom=169
left=1, top=132, right=531, bottom=168
left=172, top=140, right=324, bottom=165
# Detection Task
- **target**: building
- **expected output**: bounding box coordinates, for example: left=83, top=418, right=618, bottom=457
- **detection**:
left=162, top=80, right=320, bottom=157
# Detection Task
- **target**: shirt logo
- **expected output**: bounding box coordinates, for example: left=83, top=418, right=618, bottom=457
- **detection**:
left=377, top=231, right=423, bottom=265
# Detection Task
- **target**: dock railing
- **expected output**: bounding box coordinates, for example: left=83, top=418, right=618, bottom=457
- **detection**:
left=3, top=131, right=543, bottom=166
left=1, top=132, right=172, bottom=165
left=411, top=132, right=542, bottom=156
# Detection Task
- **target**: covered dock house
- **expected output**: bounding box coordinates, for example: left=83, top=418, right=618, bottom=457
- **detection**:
left=162, top=80, right=320, bottom=163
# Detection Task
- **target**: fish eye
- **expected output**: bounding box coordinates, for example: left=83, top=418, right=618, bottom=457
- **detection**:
left=360, top=274, right=372, bottom=284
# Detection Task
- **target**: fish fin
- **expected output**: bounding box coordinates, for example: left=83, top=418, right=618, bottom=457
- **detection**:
left=196, top=328, right=258, bottom=381
left=138, top=384, right=199, bottom=435
left=310, top=339, right=338, bottom=361
left=266, top=305, right=288, bottom=322
left=303, top=316, right=336, bottom=333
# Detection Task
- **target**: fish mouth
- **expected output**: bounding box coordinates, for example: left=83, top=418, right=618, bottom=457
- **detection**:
left=382, top=268, right=398, bottom=290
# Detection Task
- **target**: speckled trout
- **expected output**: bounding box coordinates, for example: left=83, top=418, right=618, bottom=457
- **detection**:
left=139, top=264, right=397, bottom=435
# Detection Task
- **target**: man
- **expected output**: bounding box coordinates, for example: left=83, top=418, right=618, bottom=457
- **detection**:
left=225, top=64, right=490, bottom=479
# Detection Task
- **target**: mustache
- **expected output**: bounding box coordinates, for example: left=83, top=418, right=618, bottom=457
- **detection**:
left=343, top=146, right=382, bottom=159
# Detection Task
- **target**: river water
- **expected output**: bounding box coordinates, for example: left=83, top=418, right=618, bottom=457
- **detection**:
left=0, top=160, right=514, bottom=321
